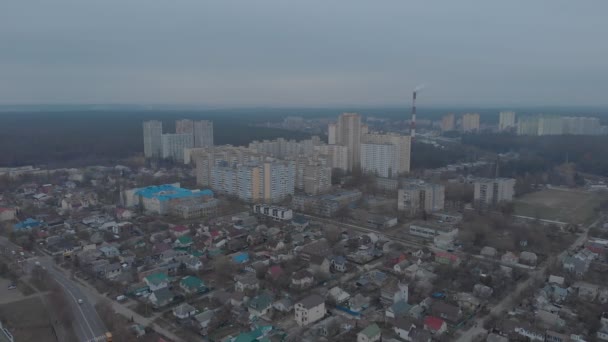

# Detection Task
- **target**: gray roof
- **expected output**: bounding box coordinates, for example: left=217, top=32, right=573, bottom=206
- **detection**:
left=298, top=294, right=324, bottom=309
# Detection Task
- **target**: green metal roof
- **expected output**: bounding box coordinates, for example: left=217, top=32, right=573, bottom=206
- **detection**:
left=360, top=323, right=381, bottom=338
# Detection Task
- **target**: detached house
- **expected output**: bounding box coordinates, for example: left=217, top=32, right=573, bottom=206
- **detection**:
left=174, top=236, right=193, bottom=248
left=330, top=255, right=347, bottom=272
left=171, top=225, right=190, bottom=237
left=357, top=323, right=381, bottom=342
left=248, top=292, right=274, bottom=317
left=424, top=316, right=447, bottom=335
left=291, top=270, right=314, bottom=289
left=380, top=279, right=409, bottom=306
left=101, top=263, right=122, bottom=280
left=144, top=272, right=169, bottom=291
left=309, top=255, right=331, bottom=275
left=235, top=274, right=259, bottom=292
left=430, top=301, right=462, bottom=324
left=434, top=251, right=460, bottom=265
left=173, top=303, right=196, bottom=319
left=180, top=276, right=207, bottom=295
left=501, top=252, right=519, bottom=265
left=149, top=288, right=175, bottom=308
left=520, top=251, right=538, bottom=266
left=295, top=294, right=325, bottom=327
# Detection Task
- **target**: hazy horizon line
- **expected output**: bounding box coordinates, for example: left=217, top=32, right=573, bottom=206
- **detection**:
left=1, top=103, right=608, bottom=112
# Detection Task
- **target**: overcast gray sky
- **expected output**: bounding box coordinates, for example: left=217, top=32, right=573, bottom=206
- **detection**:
left=1, top=0, right=607, bottom=107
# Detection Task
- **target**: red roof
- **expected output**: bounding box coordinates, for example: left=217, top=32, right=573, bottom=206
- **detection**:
left=0, top=207, right=15, bottom=213
left=268, top=265, right=284, bottom=278
left=424, top=316, right=445, bottom=331
left=172, top=225, right=189, bottom=232
left=435, top=251, right=459, bottom=261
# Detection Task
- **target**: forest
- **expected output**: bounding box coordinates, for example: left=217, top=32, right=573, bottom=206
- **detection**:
left=462, top=133, right=608, bottom=177
left=0, top=110, right=310, bottom=167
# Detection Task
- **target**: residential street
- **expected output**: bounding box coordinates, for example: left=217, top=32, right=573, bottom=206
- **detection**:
left=454, top=219, right=598, bottom=342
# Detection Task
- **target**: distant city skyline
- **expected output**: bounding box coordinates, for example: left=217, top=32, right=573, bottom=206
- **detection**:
left=1, top=1, right=607, bottom=107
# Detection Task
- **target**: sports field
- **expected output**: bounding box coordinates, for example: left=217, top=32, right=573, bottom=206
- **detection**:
left=514, top=187, right=602, bottom=224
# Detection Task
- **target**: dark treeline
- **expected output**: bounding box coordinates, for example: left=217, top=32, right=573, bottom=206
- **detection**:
left=410, top=142, right=469, bottom=170
left=0, top=111, right=310, bottom=167
left=463, top=133, right=608, bottom=177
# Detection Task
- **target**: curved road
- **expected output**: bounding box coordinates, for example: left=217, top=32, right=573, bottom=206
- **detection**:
left=0, top=237, right=107, bottom=342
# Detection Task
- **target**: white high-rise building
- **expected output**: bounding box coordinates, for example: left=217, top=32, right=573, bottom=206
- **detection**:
left=398, top=181, right=445, bottom=215
left=143, top=120, right=163, bottom=158
left=499, top=111, right=516, bottom=131
left=314, top=144, right=348, bottom=172
left=303, top=163, right=332, bottom=195
left=473, top=178, right=516, bottom=207
left=360, top=133, right=411, bottom=178
left=328, top=123, right=337, bottom=145
left=249, top=137, right=321, bottom=159
left=538, top=116, right=563, bottom=136
left=161, top=133, right=194, bottom=161
left=336, top=113, right=362, bottom=171
left=194, top=120, right=214, bottom=147
left=176, top=119, right=194, bottom=134
left=263, top=161, right=296, bottom=203
left=517, top=117, right=539, bottom=136
left=563, top=117, right=601, bottom=135
left=360, top=143, right=397, bottom=178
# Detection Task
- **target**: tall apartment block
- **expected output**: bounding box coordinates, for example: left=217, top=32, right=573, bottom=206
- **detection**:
left=360, top=133, right=411, bottom=178
left=193, top=146, right=263, bottom=186
left=499, top=111, right=516, bottom=131
left=461, top=113, right=480, bottom=132
left=249, top=136, right=321, bottom=159
left=194, top=120, right=214, bottom=147
left=143, top=120, right=163, bottom=158
left=360, top=143, right=397, bottom=178
left=398, top=181, right=445, bottom=216
left=473, top=178, right=516, bottom=207
left=517, top=117, right=539, bottom=136
left=441, top=113, right=455, bottom=132
left=563, top=117, right=601, bottom=135
left=293, top=157, right=332, bottom=195
left=538, top=116, right=564, bottom=136
left=336, top=113, right=362, bottom=171
left=176, top=119, right=194, bottom=134
left=161, top=133, right=194, bottom=161
left=210, top=160, right=295, bottom=203
left=314, top=144, right=348, bottom=172
left=327, top=123, right=337, bottom=145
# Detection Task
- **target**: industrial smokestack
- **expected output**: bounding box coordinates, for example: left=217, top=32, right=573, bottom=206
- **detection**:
left=410, top=91, right=417, bottom=139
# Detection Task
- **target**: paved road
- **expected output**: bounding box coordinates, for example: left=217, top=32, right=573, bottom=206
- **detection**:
left=454, top=219, right=599, bottom=342
left=0, top=237, right=107, bottom=342
left=70, top=277, right=187, bottom=342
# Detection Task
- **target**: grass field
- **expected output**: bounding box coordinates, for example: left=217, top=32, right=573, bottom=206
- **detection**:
left=0, top=296, right=57, bottom=342
left=514, top=188, right=603, bottom=224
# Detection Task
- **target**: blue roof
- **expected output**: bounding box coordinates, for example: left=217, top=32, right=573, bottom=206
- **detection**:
left=135, top=184, right=213, bottom=202
left=14, top=218, right=42, bottom=230
left=233, top=252, right=250, bottom=264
